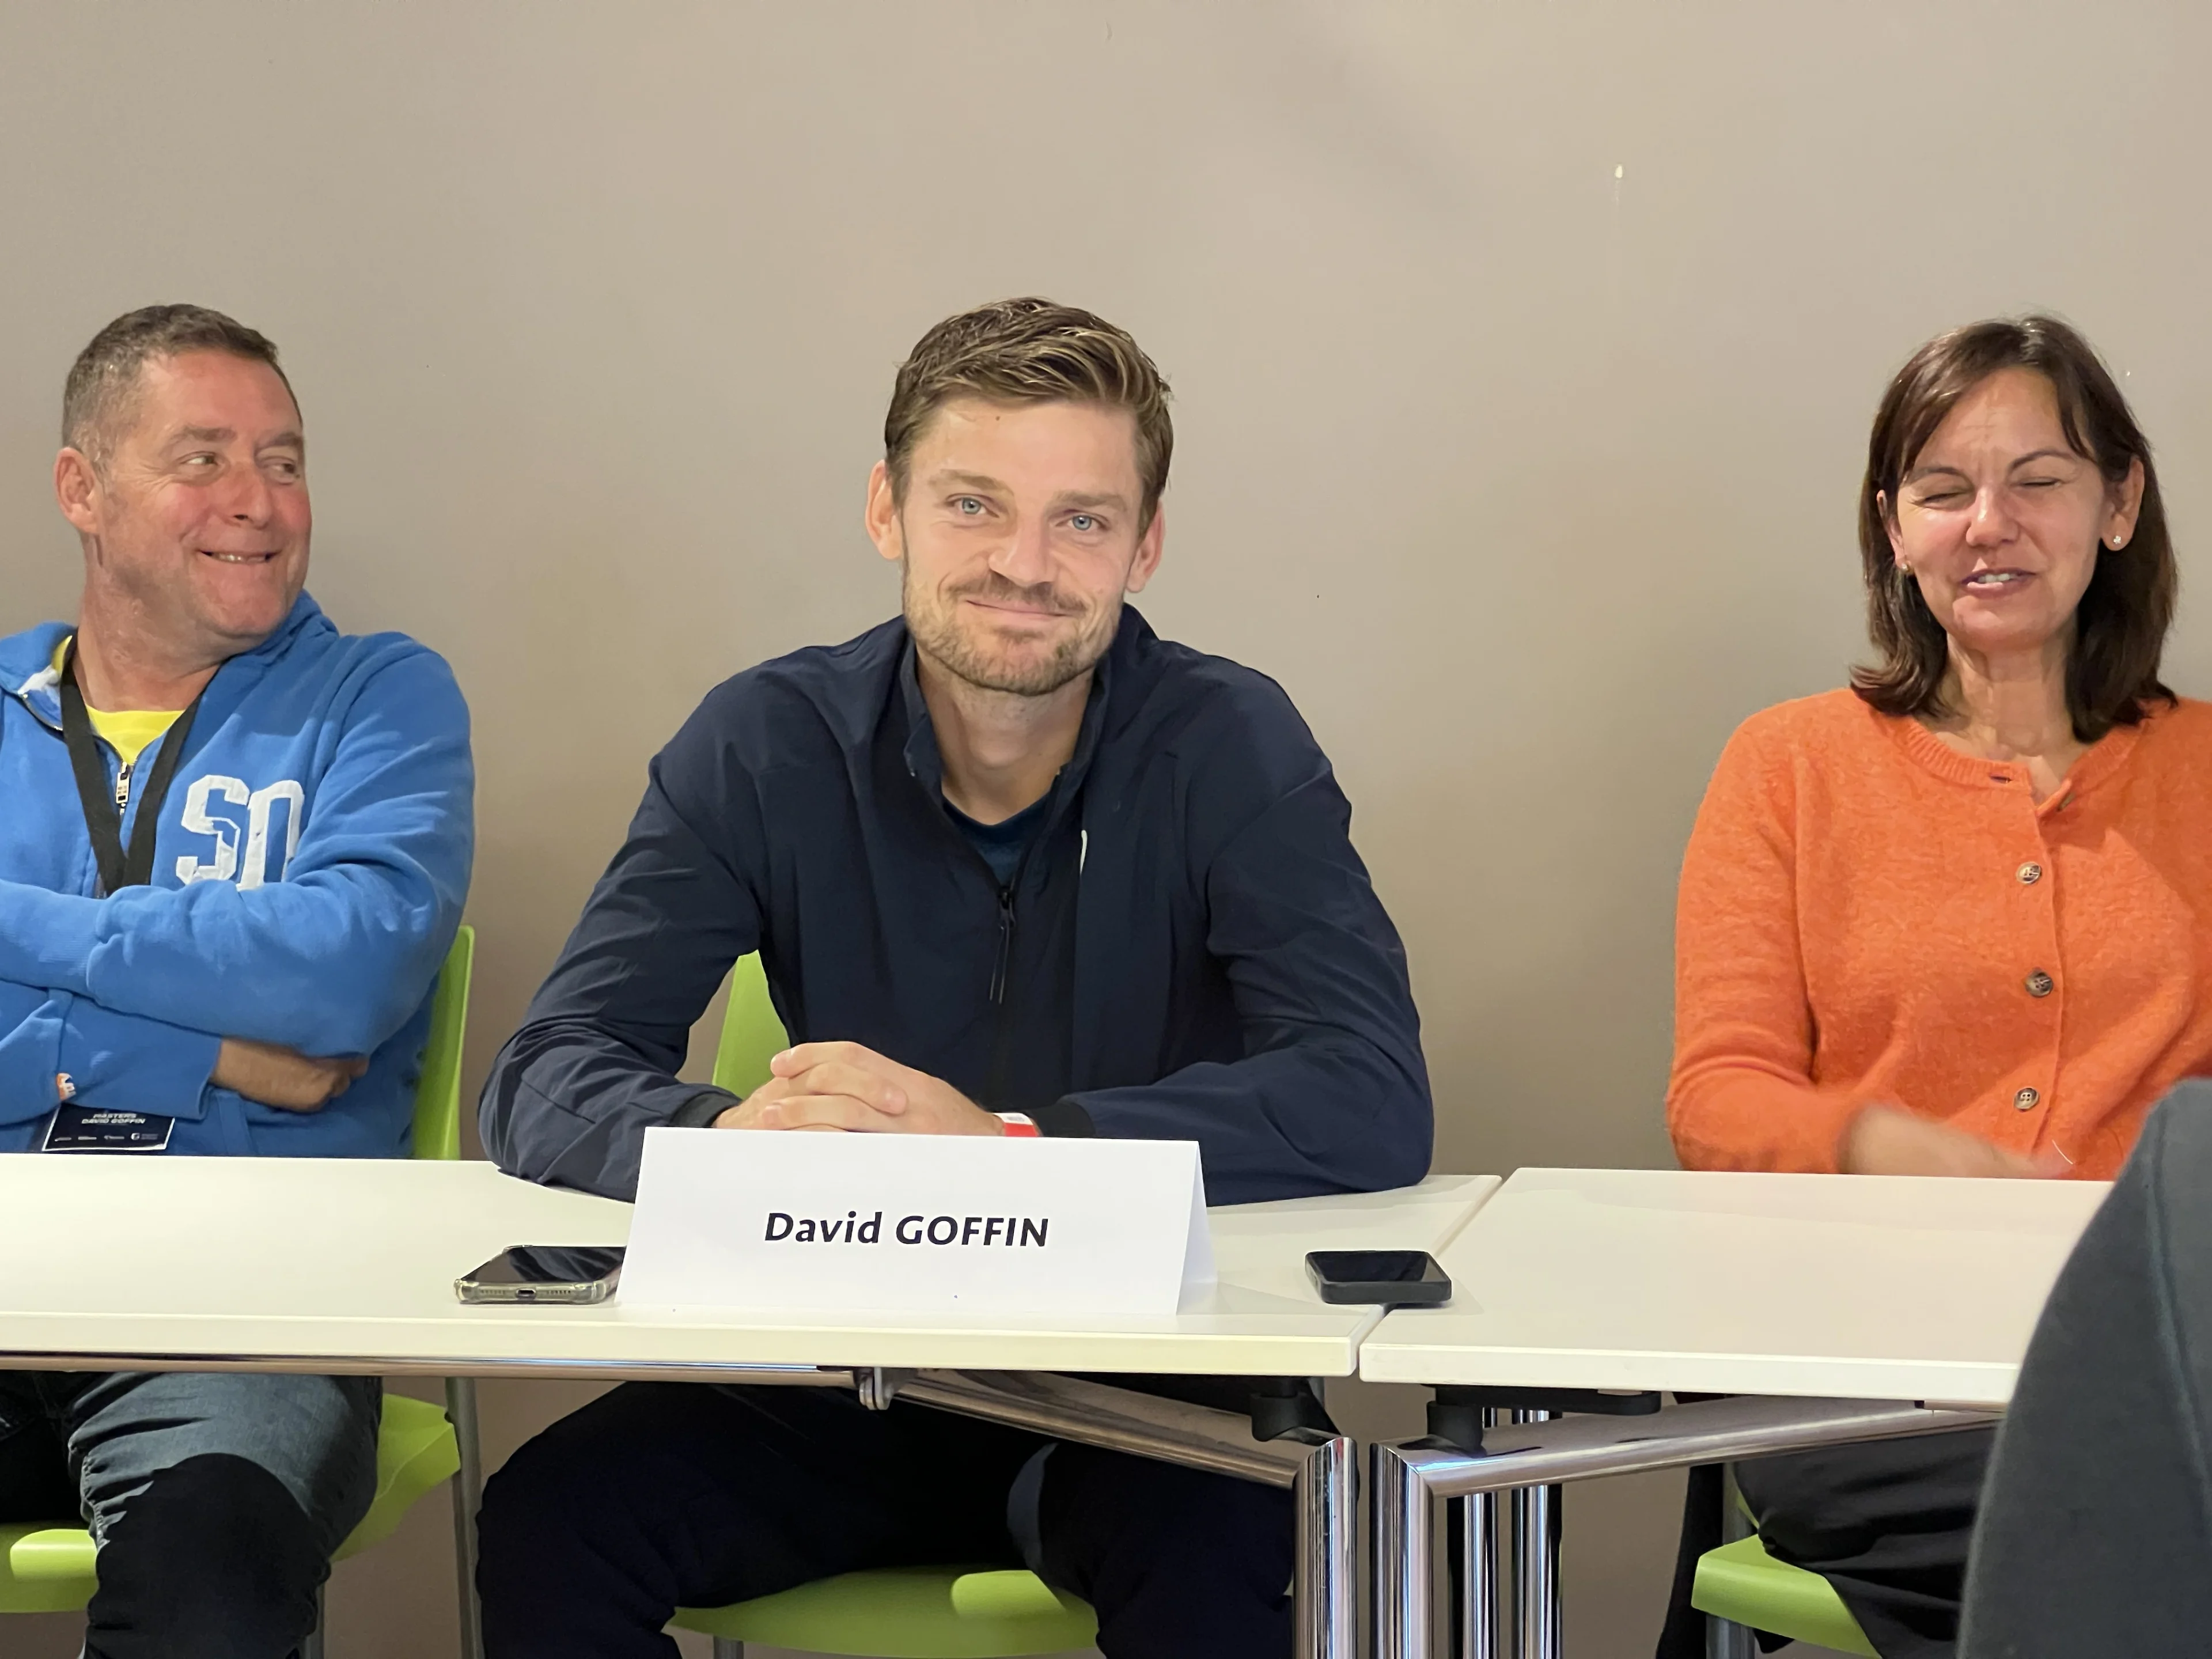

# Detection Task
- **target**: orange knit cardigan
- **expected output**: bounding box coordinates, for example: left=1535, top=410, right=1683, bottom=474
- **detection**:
left=1669, top=690, right=2212, bottom=1179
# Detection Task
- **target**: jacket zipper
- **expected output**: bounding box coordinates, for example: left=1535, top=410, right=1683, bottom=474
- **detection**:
left=974, top=797, right=1077, bottom=1106
left=987, top=882, right=1016, bottom=1006
left=982, top=857, right=1029, bottom=1108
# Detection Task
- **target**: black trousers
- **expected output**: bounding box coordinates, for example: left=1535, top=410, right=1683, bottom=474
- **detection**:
left=1656, top=1431, right=1995, bottom=1659
left=0, top=1369, right=380, bottom=1659
left=476, top=1381, right=1294, bottom=1658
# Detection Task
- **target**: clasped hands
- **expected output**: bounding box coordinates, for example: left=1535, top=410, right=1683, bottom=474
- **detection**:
left=214, top=1036, right=995, bottom=1126
left=712, top=1041, right=1003, bottom=1137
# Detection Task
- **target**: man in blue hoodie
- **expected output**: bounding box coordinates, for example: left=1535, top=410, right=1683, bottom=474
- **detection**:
left=475, top=300, right=1430, bottom=1657
left=0, top=305, right=472, bottom=1658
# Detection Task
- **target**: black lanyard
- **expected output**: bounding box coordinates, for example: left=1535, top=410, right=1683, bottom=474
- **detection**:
left=58, top=639, right=207, bottom=896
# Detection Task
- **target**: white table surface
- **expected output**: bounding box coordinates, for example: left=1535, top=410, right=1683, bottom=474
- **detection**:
left=0, top=1157, right=1495, bottom=1378
left=1357, top=1167, right=2110, bottom=1406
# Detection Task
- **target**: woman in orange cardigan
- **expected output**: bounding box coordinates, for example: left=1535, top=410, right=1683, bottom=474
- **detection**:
left=1661, top=316, right=2212, bottom=1659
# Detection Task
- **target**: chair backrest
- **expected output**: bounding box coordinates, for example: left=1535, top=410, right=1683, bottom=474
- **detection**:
left=711, top=952, right=787, bottom=1097
left=410, top=923, right=475, bottom=1162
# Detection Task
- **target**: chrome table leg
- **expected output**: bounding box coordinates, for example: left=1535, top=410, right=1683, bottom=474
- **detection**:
left=446, top=1374, right=486, bottom=1659
left=1369, top=1397, right=1996, bottom=1659
left=1296, top=1431, right=1359, bottom=1659
left=1511, top=1409, right=1561, bottom=1659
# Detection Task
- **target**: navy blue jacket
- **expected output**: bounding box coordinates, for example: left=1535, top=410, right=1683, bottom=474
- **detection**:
left=479, top=609, right=1430, bottom=1205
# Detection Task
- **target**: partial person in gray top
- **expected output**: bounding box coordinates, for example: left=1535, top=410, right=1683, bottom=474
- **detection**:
left=1959, top=1081, right=2212, bottom=1657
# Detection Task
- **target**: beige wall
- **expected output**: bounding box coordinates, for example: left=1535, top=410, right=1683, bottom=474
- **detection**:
left=5, top=4, right=2210, bottom=1654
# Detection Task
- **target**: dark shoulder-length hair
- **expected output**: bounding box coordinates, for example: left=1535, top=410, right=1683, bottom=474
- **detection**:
left=1851, top=314, right=2177, bottom=741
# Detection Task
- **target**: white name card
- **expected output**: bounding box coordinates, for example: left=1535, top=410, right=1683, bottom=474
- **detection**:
left=619, top=1129, right=1215, bottom=1319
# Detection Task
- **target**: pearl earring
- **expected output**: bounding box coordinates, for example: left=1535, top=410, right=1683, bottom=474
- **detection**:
left=2110, top=535, right=2126, bottom=549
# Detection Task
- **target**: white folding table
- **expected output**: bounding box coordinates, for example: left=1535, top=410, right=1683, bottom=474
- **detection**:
left=1355, top=1167, right=2111, bottom=1659
left=0, top=1156, right=1498, bottom=1659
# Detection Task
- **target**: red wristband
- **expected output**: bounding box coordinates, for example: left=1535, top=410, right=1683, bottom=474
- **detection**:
left=995, top=1112, right=1040, bottom=1138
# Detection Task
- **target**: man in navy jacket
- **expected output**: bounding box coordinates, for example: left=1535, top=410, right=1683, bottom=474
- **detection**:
left=476, top=298, right=1429, bottom=1658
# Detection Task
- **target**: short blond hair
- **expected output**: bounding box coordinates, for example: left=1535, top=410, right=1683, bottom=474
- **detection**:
left=885, top=298, right=1173, bottom=531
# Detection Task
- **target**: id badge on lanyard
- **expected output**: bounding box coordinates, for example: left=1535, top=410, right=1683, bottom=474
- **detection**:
left=43, top=1103, right=175, bottom=1152
left=46, top=639, right=207, bottom=1151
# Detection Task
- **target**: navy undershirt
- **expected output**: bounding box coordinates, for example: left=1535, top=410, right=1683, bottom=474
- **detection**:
left=944, top=793, right=1051, bottom=887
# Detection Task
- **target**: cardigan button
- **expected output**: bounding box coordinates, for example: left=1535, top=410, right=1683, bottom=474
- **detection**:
left=2025, top=971, right=2055, bottom=998
left=2017, top=862, right=2043, bottom=884
left=2014, top=1086, right=2040, bottom=1110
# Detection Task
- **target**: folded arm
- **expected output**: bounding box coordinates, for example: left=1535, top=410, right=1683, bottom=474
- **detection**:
left=0, top=652, right=472, bottom=1058
left=479, top=740, right=763, bottom=1198
left=0, top=982, right=219, bottom=1127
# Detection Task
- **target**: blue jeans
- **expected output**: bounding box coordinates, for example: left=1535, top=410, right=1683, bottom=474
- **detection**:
left=0, top=1369, right=381, bottom=1659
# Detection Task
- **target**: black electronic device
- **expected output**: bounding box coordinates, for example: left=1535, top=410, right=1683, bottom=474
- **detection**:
left=1304, top=1249, right=1452, bottom=1308
left=454, top=1245, right=627, bottom=1305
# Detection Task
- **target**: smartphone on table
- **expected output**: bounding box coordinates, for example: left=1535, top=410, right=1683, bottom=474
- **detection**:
left=1304, top=1249, right=1452, bottom=1308
left=455, top=1245, right=627, bottom=1305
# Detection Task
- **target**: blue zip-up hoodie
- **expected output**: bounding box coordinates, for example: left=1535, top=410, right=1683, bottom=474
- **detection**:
left=0, top=593, right=472, bottom=1156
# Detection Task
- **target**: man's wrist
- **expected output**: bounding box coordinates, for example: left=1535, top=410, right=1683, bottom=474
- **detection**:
left=56, top=998, right=220, bottom=1121
left=1029, top=1099, right=1096, bottom=1138
left=669, top=1086, right=743, bottom=1130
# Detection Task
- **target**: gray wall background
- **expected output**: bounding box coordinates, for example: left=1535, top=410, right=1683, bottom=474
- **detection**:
left=5, top=3, right=2207, bottom=1653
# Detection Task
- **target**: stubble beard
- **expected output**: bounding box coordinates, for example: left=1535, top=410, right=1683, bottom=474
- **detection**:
left=903, top=563, right=1120, bottom=698
left=90, top=525, right=298, bottom=668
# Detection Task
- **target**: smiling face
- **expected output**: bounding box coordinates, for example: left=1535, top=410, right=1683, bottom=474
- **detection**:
left=1884, top=368, right=2143, bottom=666
left=56, top=349, right=310, bottom=664
left=868, top=396, right=1164, bottom=696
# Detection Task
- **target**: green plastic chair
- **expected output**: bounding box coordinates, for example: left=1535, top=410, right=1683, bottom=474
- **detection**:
left=1693, top=1506, right=1877, bottom=1657
left=676, top=957, right=1097, bottom=1659
left=711, top=948, right=789, bottom=1097
left=673, top=1566, right=1098, bottom=1658
left=412, top=921, right=475, bottom=1160
left=0, top=1396, right=461, bottom=1612
left=0, top=925, right=478, bottom=1650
